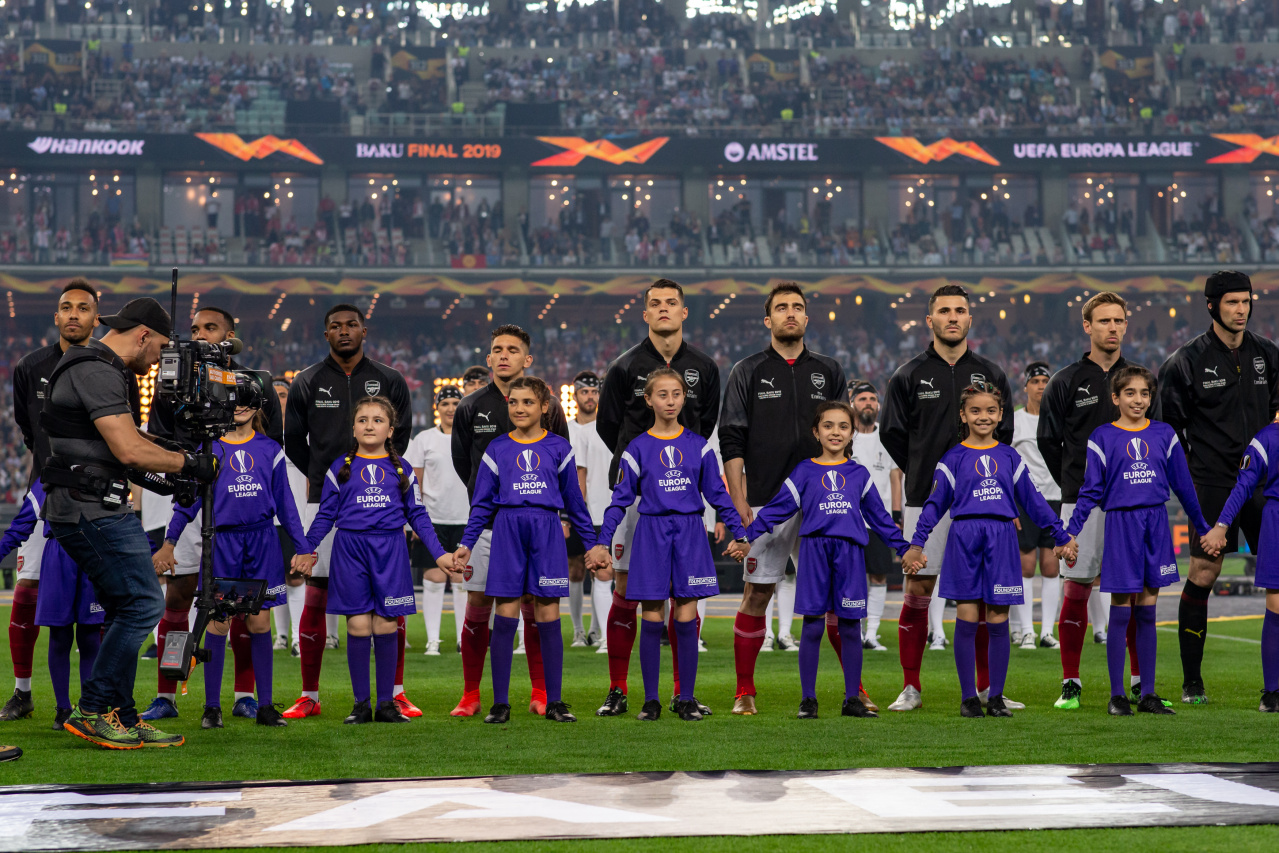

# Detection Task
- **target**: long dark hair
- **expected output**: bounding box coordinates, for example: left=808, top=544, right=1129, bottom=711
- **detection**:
left=811, top=401, right=855, bottom=459
left=508, top=376, right=552, bottom=430
left=337, top=396, right=410, bottom=494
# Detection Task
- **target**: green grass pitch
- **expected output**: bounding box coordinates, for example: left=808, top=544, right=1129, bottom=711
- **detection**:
left=1, top=605, right=1276, bottom=852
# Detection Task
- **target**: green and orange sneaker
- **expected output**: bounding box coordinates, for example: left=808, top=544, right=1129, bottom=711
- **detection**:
left=130, top=719, right=185, bottom=748
left=63, top=707, right=142, bottom=750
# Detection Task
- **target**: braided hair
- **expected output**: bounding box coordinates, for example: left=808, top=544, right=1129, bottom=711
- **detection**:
left=336, top=396, right=411, bottom=494
left=958, top=380, right=1003, bottom=442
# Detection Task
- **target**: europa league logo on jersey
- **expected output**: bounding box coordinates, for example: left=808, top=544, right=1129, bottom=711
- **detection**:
left=229, top=449, right=254, bottom=474
left=660, top=445, right=684, bottom=474
left=360, top=463, right=387, bottom=486
left=517, top=449, right=541, bottom=476
left=822, top=470, right=846, bottom=496
left=1126, top=437, right=1149, bottom=461
left=975, top=454, right=998, bottom=477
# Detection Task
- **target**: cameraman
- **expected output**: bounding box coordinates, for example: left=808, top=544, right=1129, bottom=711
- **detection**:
left=42, top=298, right=216, bottom=750
left=140, top=306, right=282, bottom=722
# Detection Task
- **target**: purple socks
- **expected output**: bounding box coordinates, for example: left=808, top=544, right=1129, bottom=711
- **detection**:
left=1264, top=610, right=1279, bottom=692
left=837, top=618, right=863, bottom=700
left=675, top=619, right=698, bottom=702
left=489, top=614, right=519, bottom=706
left=987, top=621, right=1010, bottom=698
left=373, top=633, right=396, bottom=705
left=640, top=619, right=662, bottom=702
left=536, top=621, right=564, bottom=704
left=1107, top=605, right=1132, bottom=698
left=799, top=617, right=825, bottom=699
left=203, top=632, right=227, bottom=708
left=1134, top=604, right=1157, bottom=698
left=954, top=618, right=979, bottom=700
left=48, top=626, right=73, bottom=710
left=346, top=634, right=372, bottom=704
left=250, top=631, right=273, bottom=707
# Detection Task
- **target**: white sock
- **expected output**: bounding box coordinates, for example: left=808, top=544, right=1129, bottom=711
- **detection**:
left=188, top=602, right=199, bottom=631
left=777, top=573, right=797, bottom=639
left=395, top=683, right=404, bottom=695
left=1040, top=575, right=1062, bottom=637
left=928, top=591, right=947, bottom=640
left=14, top=678, right=30, bottom=692
left=867, top=584, right=886, bottom=639
left=590, top=576, right=612, bottom=639
left=302, top=690, right=319, bottom=701
left=153, top=624, right=159, bottom=645
left=1087, top=587, right=1108, bottom=634
left=287, top=583, right=305, bottom=643
left=568, top=579, right=585, bottom=634
left=422, top=580, right=445, bottom=644
left=1014, top=594, right=1033, bottom=637
left=765, top=593, right=777, bottom=636
left=696, top=598, right=707, bottom=637
left=515, top=612, right=524, bottom=647
left=234, top=691, right=252, bottom=701
left=273, top=608, right=288, bottom=642
left=452, top=584, right=467, bottom=646
left=158, top=692, right=176, bottom=702
left=326, top=613, right=339, bottom=638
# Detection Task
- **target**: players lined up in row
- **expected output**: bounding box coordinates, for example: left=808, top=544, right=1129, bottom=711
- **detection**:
left=4, top=270, right=1277, bottom=748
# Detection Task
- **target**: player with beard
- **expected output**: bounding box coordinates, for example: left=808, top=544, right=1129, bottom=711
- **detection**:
left=848, top=381, right=902, bottom=652
left=2, top=281, right=100, bottom=722
left=449, top=327, right=570, bottom=717
left=1038, top=292, right=1163, bottom=709
left=720, top=282, right=847, bottom=715
left=880, top=284, right=1015, bottom=713
left=1160, top=271, right=1279, bottom=704
left=594, top=280, right=720, bottom=718
left=567, top=372, right=613, bottom=649
left=280, top=305, right=414, bottom=720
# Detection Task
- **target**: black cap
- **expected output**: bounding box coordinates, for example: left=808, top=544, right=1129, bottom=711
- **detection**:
left=436, top=386, right=463, bottom=404
left=99, top=297, right=172, bottom=339
left=462, top=366, right=489, bottom=384
left=1205, top=270, right=1252, bottom=301
left=849, top=380, right=877, bottom=399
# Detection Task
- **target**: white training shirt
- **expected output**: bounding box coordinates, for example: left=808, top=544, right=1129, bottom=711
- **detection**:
left=404, top=426, right=470, bottom=525
left=280, top=456, right=308, bottom=527
left=850, top=424, right=898, bottom=507
left=569, top=418, right=613, bottom=526
left=1012, top=408, right=1061, bottom=501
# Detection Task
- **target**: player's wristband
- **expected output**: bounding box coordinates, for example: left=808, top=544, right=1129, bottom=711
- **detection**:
left=892, top=510, right=903, bottom=525
left=734, top=537, right=749, bottom=544
left=1216, top=522, right=1229, bottom=528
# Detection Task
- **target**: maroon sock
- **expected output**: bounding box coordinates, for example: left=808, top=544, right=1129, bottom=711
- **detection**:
left=8, top=586, right=39, bottom=681
left=230, top=616, right=255, bottom=694
left=825, top=612, right=843, bottom=665
left=395, top=615, right=406, bottom=689
left=606, top=593, right=638, bottom=693
left=733, top=612, right=767, bottom=697
left=975, top=603, right=990, bottom=693
left=521, top=601, right=545, bottom=694
left=899, top=594, right=930, bottom=691
left=299, top=586, right=327, bottom=694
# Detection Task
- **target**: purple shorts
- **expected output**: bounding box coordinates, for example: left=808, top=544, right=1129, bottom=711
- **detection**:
left=33, top=538, right=103, bottom=627
left=939, top=517, right=1025, bottom=606
left=625, top=513, right=719, bottom=601
left=1101, top=505, right=1180, bottom=593
left=197, top=521, right=286, bottom=609
left=327, top=529, right=416, bottom=618
left=1257, top=501, right=1279, bottom=590
left=796, top=535, right=868, bottom=618
left=486, top=508, right=570, bottom=599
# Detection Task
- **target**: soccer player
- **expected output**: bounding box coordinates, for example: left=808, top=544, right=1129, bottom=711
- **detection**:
left=300, top=397, right=451, bottom=724
left=1038, top=291, right=1160, bottom=709
left=450, top=327, right=570, bottom=717
left=1065, top=366, right=1213, bottom=715
left=719, top=282, right=846, bottom=715
left=453, top=377, right=595, bottom=724
left=1160, top=271, right=1279, bottom=704
left=567, top=371, right=613, bottom=650
left=903, top=382, right=1074, bottom=717
left=589, top=368, right=746, bottom=721
left=282, top=304, right=414, bottom=719
left=154, top=394, right=307, bottom=728
left=1011, top=362, right=1062, bottom=651
left=406, top=386, right=468, bottom=656
left=849, top=380, right=902, bottom=652
left=594, top=279, right=720, bottom=717
left=731, top=400, right=908, bottom=718
left=880, top=284, right=1014, bottom=712
left=140, top=306, right=283, bottom=723
left=0, top=482, right=101, bottom=730
left=1203, top=419, right=1279, bottom=711
left=271, top=376, right=308, bottom=657
left=4, top=281, right=99, bottom=722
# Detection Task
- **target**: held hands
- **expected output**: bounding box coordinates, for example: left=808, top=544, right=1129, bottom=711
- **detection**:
left=452, top=545, right=472, bottom=573
left=152, top=542, right=175, bottom=576
left=1053, top=537, right=1079, bottom=566
left=724, top=539, right=750, bottom=562
left=585, top=544, right=612, bottom=573
left=435, top=552, right=463, bottom=582
left=901, top=546, right=927, bottom=575
left=290, top=552, right=317, bottom=576
left=1200, top=526, right=1227, bottom=558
